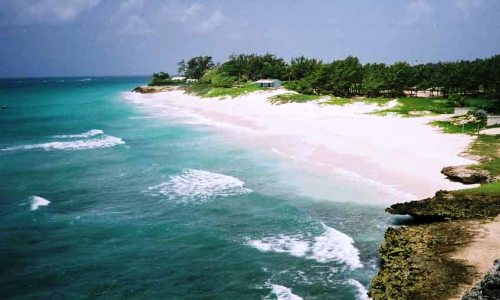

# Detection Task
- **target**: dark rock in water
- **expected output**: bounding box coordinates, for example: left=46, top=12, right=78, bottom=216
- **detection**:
left=1, top=105, right=8, bottom=109
left=462, top=259, right=500, bottom=300
left=386, top=190, right=500, bottom=221
left=442, top=165, right=493, bottom=184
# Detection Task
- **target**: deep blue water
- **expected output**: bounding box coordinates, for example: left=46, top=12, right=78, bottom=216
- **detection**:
left=0, top=77, right=391, bottom=299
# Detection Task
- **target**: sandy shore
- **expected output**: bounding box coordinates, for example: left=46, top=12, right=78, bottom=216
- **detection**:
left=449, top=215, right=500, bottom=299
left=125, top=88, right=477, bottom=204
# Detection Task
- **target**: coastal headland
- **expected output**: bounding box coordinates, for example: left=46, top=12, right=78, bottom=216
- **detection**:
left=130, top=83, right=499, bottom=299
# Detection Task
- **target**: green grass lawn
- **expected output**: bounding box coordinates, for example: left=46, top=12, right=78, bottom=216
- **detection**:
left=186, top=83, right=263, bottom=98
left=452, top=181, right=500, bottom=197
left=268, top=93, right=321, bottom=104
left=373, top=97, right=454, bottom=116
left=320, top=97, right=392, bottom=106
left=430, top=120, right=484, bottom=134
left=468, top=135, right=500, bottom=178
left=373, top=97, right=498, bottom=116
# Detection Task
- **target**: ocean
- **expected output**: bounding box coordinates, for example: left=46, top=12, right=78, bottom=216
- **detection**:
left=0, top=77, right=392, bottom=299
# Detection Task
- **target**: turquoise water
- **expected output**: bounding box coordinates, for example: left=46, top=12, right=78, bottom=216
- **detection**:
left=0, top=77, right=391, bottom=299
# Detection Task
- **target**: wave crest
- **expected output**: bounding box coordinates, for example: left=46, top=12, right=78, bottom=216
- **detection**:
left=265, top=284, right=303, bottom=300
left=347, top=279, right=371, bottom=300
left=2, top=135, right=124, bottom=151
left=246, top=223, right=362, bottom=269
left=53, top=129, right=104, bottom=139
left=31, top=196, right=50, bottom=211
left=146, top=169, right=252, bottom=204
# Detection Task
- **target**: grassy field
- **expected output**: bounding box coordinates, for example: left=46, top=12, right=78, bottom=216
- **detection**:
left=373, top=97, right=454, bottom=115
left=186, top=83, right=263, bottom=98
left=372, top=97, right=499, bottom=116
left=430, top=120, right=484, bottom=134
left=267, top=92, right=321, bottom=104
left=453, top=181, right=500, bottom=196
left=468, top=135, right=500, bottom=178
left=319, top=97, right=392, bottom=106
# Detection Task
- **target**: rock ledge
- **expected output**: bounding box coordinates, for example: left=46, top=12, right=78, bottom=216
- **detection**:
left=441, top=165, right=493, bottom=184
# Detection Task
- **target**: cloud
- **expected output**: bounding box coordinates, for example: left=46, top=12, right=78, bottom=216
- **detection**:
left=119, top=0, right=145, bottom=12
left=195, top=10, right=224, bottom=33
left=180, top=3, right=203, bottom=22
left=401, top=0, right=434, bottom=25
left=455, top=0, right=482, bottom=15
left=0, top=0, right=101, bottom=26
left=111, top=1, right=226, bottom=36
left=119, top=15, right=153, bottom=35
left=160, top=2, right=225, bottom=33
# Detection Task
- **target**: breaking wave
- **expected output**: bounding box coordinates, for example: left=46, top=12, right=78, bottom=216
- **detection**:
left=146, top=169, right=252, bottom=204
left=53, top=129, right=104, bottom=139
left=30, top=196, right=50, bottom=211
left=2, top=135, right=124, bottom=151
left=246, top=223, right=362, bottom=270
left=265, top=283, right=303, bottom=300
left=347, top=279, right=371, bottom=300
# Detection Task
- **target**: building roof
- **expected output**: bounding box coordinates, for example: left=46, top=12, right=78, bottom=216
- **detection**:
left=255, top=79, right=280, bottom=83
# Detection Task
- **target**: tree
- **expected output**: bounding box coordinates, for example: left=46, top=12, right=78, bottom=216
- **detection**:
left=177, top=60, right=187, bottom=75
left=362, top=63, right=388, bottom=97
left=387, top=62, right=414, bottom=96
left=181, top=56, right=215, bottom=80
left=289, top=56, right=322, bottom=81
left=320, top=56, right=362, bottom=96
left=149, top=72, right=174, bottom=86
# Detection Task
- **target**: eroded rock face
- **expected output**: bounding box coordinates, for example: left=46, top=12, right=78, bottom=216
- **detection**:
left=369, top=222, right=473, bottom=300
left=386, top=190, right=500, bottom=221
left=441, top=165, right=493, bottom=184
left=462, top=259, right=500, bottom=300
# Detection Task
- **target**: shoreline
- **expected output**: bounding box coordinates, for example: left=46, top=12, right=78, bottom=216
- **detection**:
left=126, top=88, right=498, bottom=298
left=125, top=88, right=476, bottom=203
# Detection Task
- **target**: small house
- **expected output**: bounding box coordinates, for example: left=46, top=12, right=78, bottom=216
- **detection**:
left=172, top=76, right=186, bottom=81
left=255, top=79, right=282, bottom=88
left=486, top=116, right=500, bottom=126
left=454, top=107, right=472, bottom=116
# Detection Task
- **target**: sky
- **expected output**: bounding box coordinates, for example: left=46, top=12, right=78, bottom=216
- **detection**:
left=0, top=0, right=499, bottom=77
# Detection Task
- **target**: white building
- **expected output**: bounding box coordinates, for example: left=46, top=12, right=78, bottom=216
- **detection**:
left=255, top=79, right=282, bottom=88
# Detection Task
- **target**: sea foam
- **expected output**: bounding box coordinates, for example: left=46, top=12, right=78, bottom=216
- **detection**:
left=347, top=279, right=371, bottom=300
left=247, top=223, right=362, bottom=270
left=265, top=284, right=303, bottom=300
left=146, top=169, right=252, bottom=204
left=333, top=167, right=416, bottom=201
left=53, top=129, right=104, bottom=139
left=2, top=135, right=124, bottom=151
left=30, top=196, right=50, bottom=211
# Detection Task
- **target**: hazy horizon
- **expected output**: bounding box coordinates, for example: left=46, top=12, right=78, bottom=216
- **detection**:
left=1, top=0, right=499, bottom=78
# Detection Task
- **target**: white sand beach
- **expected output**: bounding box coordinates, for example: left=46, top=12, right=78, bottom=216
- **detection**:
left=125, top=89, right=477, bottom=203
